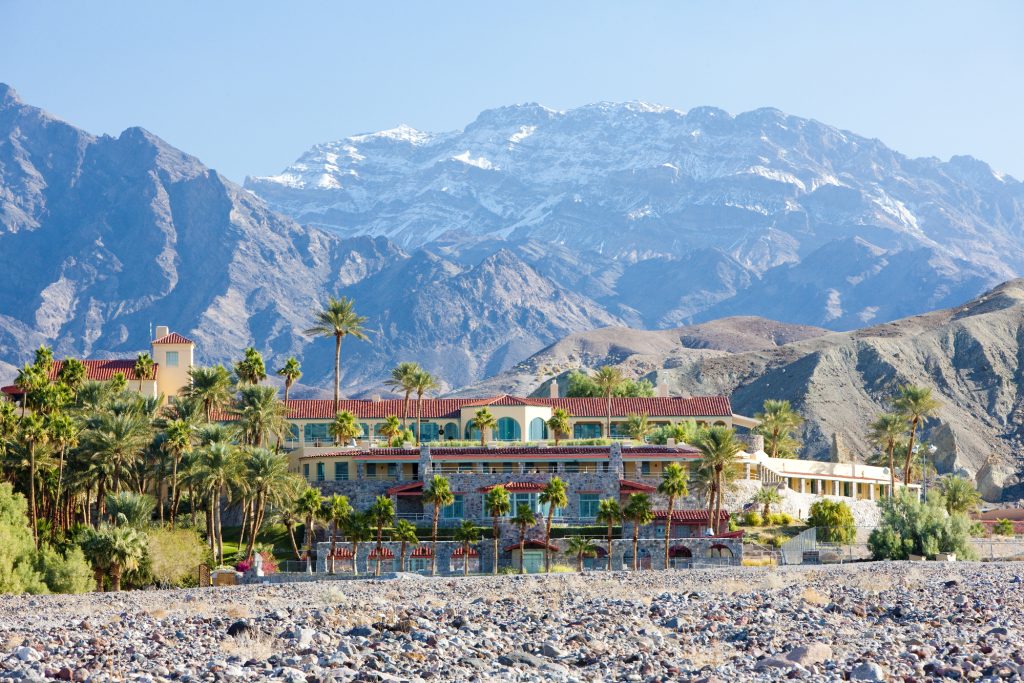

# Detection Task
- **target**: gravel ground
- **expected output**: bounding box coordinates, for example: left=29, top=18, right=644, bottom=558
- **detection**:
left=1, top=562, right=1023, bottom=682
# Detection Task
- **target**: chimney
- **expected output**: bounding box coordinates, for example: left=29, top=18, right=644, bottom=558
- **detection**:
left=750, top=435, right=765, bottom=453
left=154, top=325, right=169, bottom=340
left=657, top=382, right=669, bottom=398
left=549, top=380, right=559, bottom=398
left=371, top=394, right=381, bottom=403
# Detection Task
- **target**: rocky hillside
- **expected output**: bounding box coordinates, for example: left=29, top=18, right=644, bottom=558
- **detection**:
left=248, top=102, right=1024, bottom=330
left=0, top=85, right=618, bottom=391
left=466, top=281, right=1024, bottom=500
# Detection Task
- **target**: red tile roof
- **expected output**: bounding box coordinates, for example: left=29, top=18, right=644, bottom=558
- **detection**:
left=410, top=546, right=433, bottom=558
left=329, top=548, right=354, bottom=559
left=367, top=547, right=394, bottom=559
left=652, top=509, right=730, bottom=523
left=619, top=479, right=657, bottom=493
left=504, top=539, right=559, bottom=552
left=451, top=546, right=478, bottom=557
left=478, top=481, right=547, bottom=493
left=2, top=359, right=158, bottom=394
left=386, top=481, right=424, bottom=497
left=152, top=332, right=195, bottom=345
left=462, top=394, right=549, bottom=407
left=542, top=396, right=731, bottom=418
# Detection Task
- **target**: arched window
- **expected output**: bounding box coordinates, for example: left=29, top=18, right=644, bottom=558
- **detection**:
left=465, top=422, right=481, bottom=441
left=528, top=417, right=548, bottom=441
left=496, top=417, right=521, bottom=441
left=359, top=423, right=370, bottom=439
left=418, top=422, right=440, bottom=442
left=443, top=422, right=459, bottom=441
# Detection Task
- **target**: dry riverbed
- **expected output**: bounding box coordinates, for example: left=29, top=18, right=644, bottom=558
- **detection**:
left=2, top=563, right=1023, bottom=681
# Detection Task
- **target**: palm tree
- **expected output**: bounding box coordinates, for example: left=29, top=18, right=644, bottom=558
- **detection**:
left=453, top=520, right=480, bottom=576
left=624, top=493, right=654, bottom=571
left=894, top=385, right=941, bottom=486
left=940, top=475, right=982, bottom=514
left=657, top=462, right=689, bottom=569
left=596, top=498, right=621, bottom=571
left=133, top=353, right=156, bottom=393
left=540, top=477, right=568, bottom=572
left=697, top=426, right=741, bottom=535
left=345, top=511, right=373, bottom=576
left=234, top=385, right=289, bottom=447
left=484, top=485, right=511, bottom=575
left=624, top=413, right=651, bottom=443
left=46, top=412, right=78, bottom=531
left=80, top=526, right=113, bottom=591
left=593, top=366, right=624, bottom=438
left=565, top=536, right=598, bottom=572
left=57, top=358, right=87, bottom=395
left=185, top=366, right=234, bottom=422
left=296, top=487, right=324, bottom=571
left=276, top=357, right=303, bottom=405
left=84, top=412, right=152, bottom=495
left=422, top=474, right=454, bottom=575
left=470, top=407, right=497, bottom=447
left=324, top=494, right=352, bottom=573
left=384, top=362, right=422, bottom=429
left=271, top=505, right=304, bottom=561
left=304, top=296, right=369, bottom=412
left=870, top=412, right=906, bottom=497
left=106, top=491, right=155, bottom=527
left=511, top=503, right=537, bottom=574
left=234, top=347, right=267, bottom=386
left=194, top=442, right=243, bottom=564
left=243, top=448, right=299, bottom=559
left=393, top=519, right=419, bottom=572
left=379, top=415, right=403, bottom=447
left=14, top=363, right=45, bottom=416
left=161, top=418, right=193, bottom=526
left=369, top=495, right=396, bottom=575
left=752, top=486, right=782, bottom=519
left=19, top=414, right=49, bottom=547
left=329, top=410, right=362, bottom=446
left=546, top=408, right=571, bottom=446
left=107, top=524, right=147, bottom=591
left=754, top=399, right=804, bottom=458
left=411, top=369, right=440, bottom=445
left=33, top=345, right=54, bottom=371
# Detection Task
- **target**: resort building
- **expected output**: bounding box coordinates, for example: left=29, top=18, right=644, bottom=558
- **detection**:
left=1, top=325, right=195, bottom=404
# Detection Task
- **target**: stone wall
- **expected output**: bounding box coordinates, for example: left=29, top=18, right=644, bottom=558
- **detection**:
left=729, top=480, right=883, bottom=528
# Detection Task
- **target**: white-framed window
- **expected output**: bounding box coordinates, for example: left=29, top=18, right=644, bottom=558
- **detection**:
left=165, top=351, right=179, bottom=367
left=443, top=494, right=465, bottom=519
left=579, top=493, right=599, bottom=518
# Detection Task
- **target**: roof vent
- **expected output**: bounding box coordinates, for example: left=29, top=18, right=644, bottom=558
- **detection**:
left=371, top=394, right=381, bottom=402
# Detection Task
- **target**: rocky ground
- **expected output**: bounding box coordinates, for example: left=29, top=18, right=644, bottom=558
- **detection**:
left=1, top=563, right=1023, bottom=682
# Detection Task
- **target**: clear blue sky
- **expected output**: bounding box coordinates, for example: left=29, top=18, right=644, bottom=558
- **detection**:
left=3, top=1, right=1022, bottom=182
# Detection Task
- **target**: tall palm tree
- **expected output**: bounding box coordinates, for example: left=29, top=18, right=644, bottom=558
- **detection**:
left=484, top=485, right=511, bottom=575
left=234, top=385, right=289, bottom=448
left=470, top=407, right=497, bottom=447
left=325, top=494, right=352, bottom=573
left=57, top=358, right=87, bottom=395
left=546, top=408, right=571, bottom=446
left=422, top=474, right=453, bottom=575
left=276, top=357, right=302, bottom=405
left=393, top=519, right=418, bottom=572
left=296, top=487, right=324, bottom=570
left=344, top=511, right=373, bottom=577
left=194, top=442, right=243, bottom=564
left=593, top=366, right=624, bottom=438
left=133, top=353, right=156, bottom=393
left=539, top=477, right=568, bottom=572
left=329, top=410, right=362, bottom=446
left=596, top=498, right=621, bottom=571
left=83, top=412, right=152, bottom=495
left=657, top=462, right=688, bottom=569
left=870, top=412, right=906, bottom=497
left=754, top=399, right=803, bottom=458
left=233, top=347, right=267, bottom=386
left=697, top=426, right=741, bottom=534
left=565, top=536, right=598, bottom=572
left=271, top=505, right=304, bottom=561
left=624, top=493, right=653, bottom=571
left=379, top=415, right=403, bottom=446
left=46, top=412, right=78, bottom=531
left=14, top=363, right=45, bottom=416
left=411, top=369, right=440, bottom=445
left=384, top=362, right=422, bottom=429
left=19, top=414, right=49, bottom=547
left=304, top=296, right=369, bottom=412
left=511, top=503, right=537, bottom=574
left=369, top=494, right=396, bottom=575
left=161, top=418, right=193, bottom=526
left=243, top=448, right=300, bottom=560
left=624, top=413, right=651, bottom=443
left=894, top=385, right=941, bottom=486
left=453, top=520, right=480, bottom=576
left=752, top=486, right=782, bottom=518
left=185, top=366, right=234, bottom=422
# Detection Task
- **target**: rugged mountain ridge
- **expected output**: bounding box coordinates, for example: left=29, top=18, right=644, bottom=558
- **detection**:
left=0, top=85, right=617, bottom=391
left=466, top=281, right=1024, bottom=499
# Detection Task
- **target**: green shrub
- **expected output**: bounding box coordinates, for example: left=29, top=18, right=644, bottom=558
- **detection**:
left=808, top=499, right=856, bottom=545
left=0, top=483, right=48, bottom=594
left=969, top=521, right=987, bottom=537
left=742, top=511, right=764, bottom=527
left=728, top=517, right=739, bottom=532
left=766, top=512, right=793, bottom=526
left=868, top=489, right=976, bottom=560
left=993, top=518, right=1015, bottom=536
left=32, top=545, right=92, bottom=594
left=550, top=564, right=575, bottom=573
left=767, top=535, right=785, bottom=549
left=147, top=527, right=211, bottom=587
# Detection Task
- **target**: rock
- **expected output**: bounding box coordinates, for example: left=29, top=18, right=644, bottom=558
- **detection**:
left=786, top=642, right=832, bottom=666
left=227, top=620, right=251, bottom=637
left=541, top=642, right=566, bottom=658
left=346, top=626, right=374, bottom=638
left=849, top=662, right=887, bottom=681
left=498, top=651, right=546, bottom=668
left=292, top=627, right=315, bottom=649
left=16, top=646, right=40, bottom=662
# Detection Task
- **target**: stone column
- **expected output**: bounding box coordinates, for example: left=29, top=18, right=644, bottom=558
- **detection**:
left=518, top=463, right=526, bottom=474
left=800, top=479, right=807, bottom=494
left=869, top=484, right=875, bottom=501
left=418, top=444, right=432, bottom=480
left=356, top=462, right=366, bottom=479
left=609, top=442, right=624, bottom=477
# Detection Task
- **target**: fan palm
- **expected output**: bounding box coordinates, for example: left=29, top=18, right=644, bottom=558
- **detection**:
left=324, top=494, right=352, bottom=573
left=470, top=407, right=497, bottom=447
left=546, top=407, right=571, bottom=446
left=752, top=486, right=783, bottom=518
left=484, top=484, right=511, bottom=575
left=539, top=477, right=568, bottom=572
left=106, top=491, right=155, bottom=527
left=596, top=498, right=621, bottom=571
left=270, top=505, right=304, bottom=561
left=393, top=519, right=419, bottom=572
left=329, top=410, right=362, bottom=446
left=80, top=526, right=114, bottom=591
left=133, top=352, right=156, bottom=393
left=369, top=495, right=396, bottom=575
left=894, top=385, right=941, bottom=485
left=411, top=369, right=440, bottom=445
left=344, top=511, right=373, bottom=576
left=624, top=493, right=654, bottom=571
left=384, top=362, right=422, bottom=428
left=422, top=474, right=453, bottom=575
left=940, top=475, right=981, bottom=514
left=57, top=358, right=87, bottom=395
left=379, top=415, right=403, bottom=446
left=304, top=296, right=369, bottom=412
left=233, top=347, right=267, bottom=386
left=658, top=462, right=689, bottom=569
left=107, top=524, right=147, bottom=591
left=193, top=442, right=243, bottom=563
left=233, top=385, right=289, bottom=447
left=46, top=412, right=79, bottom=531
left=14, top=363, right=45, bottom=415
left=593, top=366, right=624, bottom=438
left=869, top=412, right=906, bottom=497
left=754, top=399, right=803, bottom=458
left=565, top=535, right=598, bottom=572
left=453, top=520, right=480, bottom=576
left=696, top=426, right=741, bottom=535
left=276, top=356, right=302, bottom=405
left=185, top=365, right=234, bottom=422
left=19, top=414, right=49, bottom=547
left=511, top=503, right=537, bottom=574
left=624, top=413, right=651, bottom=443
left=243, top=447, right=300, bottom=559
left=295, top=487, right=324, bottom=570
left=161, top=418, right=193, bottom=526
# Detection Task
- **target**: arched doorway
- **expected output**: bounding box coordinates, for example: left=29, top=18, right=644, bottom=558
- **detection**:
left=496, top=417, right=521, bottom=441
left=622, top=547, right=652, bottom=570
left=443, top=422, right=459, bottom=441
left=669, top=545, right=693, bottom=569
left=528, top=417, right=548, bottom=441
left=705, top=544, right=734, bottom=565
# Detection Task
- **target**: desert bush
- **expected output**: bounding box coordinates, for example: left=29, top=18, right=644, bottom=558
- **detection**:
left=765, top=512, right=793, bottom=526
left=766, top=535, right=785, bottom=549
left=550, top=564, right=575, bottom=573
left=808, top=499, right=856, bottom=545
left=31, top=544, right=92, bottom=593
left=993, top=518, right=1015, bottom=536
left=742, top=511, right=764, bottom=527
left=147, top=527, right=211, bottom=587
left=868, top=489, right=976, bottom=560
left=0, top=483, right=48, bottom=594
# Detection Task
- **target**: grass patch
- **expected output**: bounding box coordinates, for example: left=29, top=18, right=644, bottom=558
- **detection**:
left=219, top=524, right=296, bottom=560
